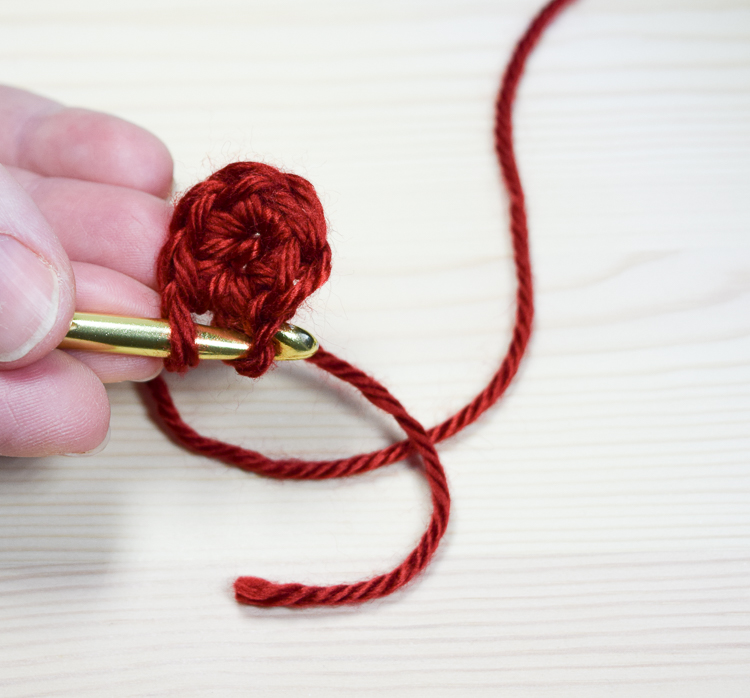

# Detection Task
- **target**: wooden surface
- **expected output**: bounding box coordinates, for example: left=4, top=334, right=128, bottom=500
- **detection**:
left=1, top=0, right=749, bottom=695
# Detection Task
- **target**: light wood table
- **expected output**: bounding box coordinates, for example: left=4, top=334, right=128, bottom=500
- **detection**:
left=1, top=0, right=749, bottom=695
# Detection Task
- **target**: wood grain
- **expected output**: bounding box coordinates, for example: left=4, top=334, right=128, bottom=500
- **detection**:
left=0, top=0, right=749, bottom=695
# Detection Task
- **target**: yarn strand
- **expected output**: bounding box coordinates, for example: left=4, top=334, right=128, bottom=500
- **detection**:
left=234, top=349, right=450, bottom=607
left=146, top=0, right=576, bottom=607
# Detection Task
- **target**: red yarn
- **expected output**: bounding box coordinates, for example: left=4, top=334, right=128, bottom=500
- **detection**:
left=145, top=0, right=576, bottom=607
left=158, top=161, right=331, bottom=377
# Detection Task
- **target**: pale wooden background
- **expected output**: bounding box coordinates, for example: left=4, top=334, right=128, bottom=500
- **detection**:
left=0, top=0, right=749, bottom=695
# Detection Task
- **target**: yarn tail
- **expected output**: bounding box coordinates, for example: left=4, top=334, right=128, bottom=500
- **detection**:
left=234, top=349, right=450, bottom=607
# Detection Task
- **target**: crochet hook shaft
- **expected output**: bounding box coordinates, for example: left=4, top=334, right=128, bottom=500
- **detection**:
left=59, top=312, right=318, bottom=361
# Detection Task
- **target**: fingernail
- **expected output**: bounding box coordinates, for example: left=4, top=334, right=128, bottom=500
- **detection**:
left=131, top=365, right=164, bottom=383
left=0, top=234, right=60, bottom=362
left=62, top=424, right=111, bottom=457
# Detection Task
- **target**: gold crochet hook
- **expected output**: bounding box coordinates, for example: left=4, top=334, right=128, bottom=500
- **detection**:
left=59, top=312, right=318, bottom=361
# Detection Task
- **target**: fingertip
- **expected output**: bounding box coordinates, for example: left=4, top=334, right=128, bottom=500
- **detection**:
left=62, top=423, right=111, bottom=457
left=22, top=108, right=174, bottom=198
left=65, top=350, right=163, bottom=384
left=72, top=261, right=162, bottom=317
left=0, top=351, right=110, bottom=457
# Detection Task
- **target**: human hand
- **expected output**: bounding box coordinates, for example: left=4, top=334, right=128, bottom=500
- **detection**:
left=0, top=86, right=173, bottom=457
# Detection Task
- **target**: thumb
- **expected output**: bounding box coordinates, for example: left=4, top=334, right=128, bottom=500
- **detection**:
left=0, top=164, right=74, bottom=367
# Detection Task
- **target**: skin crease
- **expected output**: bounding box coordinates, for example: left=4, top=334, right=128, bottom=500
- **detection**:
left=0, top=86, right=174, bottom=457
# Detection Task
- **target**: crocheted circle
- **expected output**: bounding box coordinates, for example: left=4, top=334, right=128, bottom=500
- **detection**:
left=157, top=162, right=331, bottom=377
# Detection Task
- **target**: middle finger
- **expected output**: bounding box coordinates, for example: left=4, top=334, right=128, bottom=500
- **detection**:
left=8, top=165, right=171, bottom=289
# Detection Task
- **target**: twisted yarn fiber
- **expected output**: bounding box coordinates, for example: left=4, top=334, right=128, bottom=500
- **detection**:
left=146, top=0, right=576, bottom=608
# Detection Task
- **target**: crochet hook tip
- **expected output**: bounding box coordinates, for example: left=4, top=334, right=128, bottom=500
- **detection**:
left=274, top=323, right=319, bottom=361
left=59, top=312, right=318, bottom=362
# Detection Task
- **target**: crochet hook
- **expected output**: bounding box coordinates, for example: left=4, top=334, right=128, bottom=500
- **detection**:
left=58, top=312, right=318, bottom=361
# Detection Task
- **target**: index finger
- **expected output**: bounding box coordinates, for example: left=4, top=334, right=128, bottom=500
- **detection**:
left=0, top=85, right=173, bottom=198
